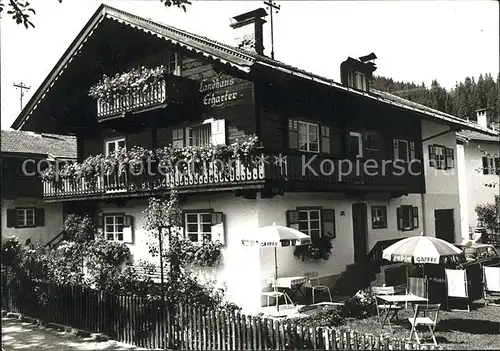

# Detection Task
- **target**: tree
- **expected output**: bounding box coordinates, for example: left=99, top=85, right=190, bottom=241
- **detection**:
left=0, top=0, right=191, bottom=28
left=142, top=190, right=183, bottom=296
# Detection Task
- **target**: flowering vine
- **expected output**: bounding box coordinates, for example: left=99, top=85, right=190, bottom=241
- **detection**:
left=89, top=66, right=168, bottom=102
left=40, top=136, right=260, bottom=186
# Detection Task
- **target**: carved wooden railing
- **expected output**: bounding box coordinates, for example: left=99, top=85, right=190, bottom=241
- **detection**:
left=96, top=75, right=197, bottom=120
left=42, top=151, right=423, bottom=199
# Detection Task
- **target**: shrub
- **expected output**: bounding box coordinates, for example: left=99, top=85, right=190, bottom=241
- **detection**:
left=293, top=236, right=333, bottom=261
left=340, top=288, right=377, bottom=319
left=1, top=236, right=23, bottom=269
left=475, top=203, right=500, bottom=233
left=293, top=307, right=343, bottom=327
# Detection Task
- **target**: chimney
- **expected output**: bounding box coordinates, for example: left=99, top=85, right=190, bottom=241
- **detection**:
left=476, top=108, right=488, bottom=128
left=230, top=8, right=268, bottom=55
left=340, top=53, right=377, bottom=92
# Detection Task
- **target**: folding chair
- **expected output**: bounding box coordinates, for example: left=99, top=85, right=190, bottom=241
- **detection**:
left=406, top=277, right=428, bottom=308
left=372, top=286, right=402, bottom=331
left=303, top=271, right=332, bottom=304
left=483, top=266, right=500, bottom=306
left=408, top=303, right=441, bottom=346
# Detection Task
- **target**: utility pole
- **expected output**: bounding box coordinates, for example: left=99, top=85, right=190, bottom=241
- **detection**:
left=13, top=82, right=30, bottom=111
left=264, top=0, right=280, bottom=59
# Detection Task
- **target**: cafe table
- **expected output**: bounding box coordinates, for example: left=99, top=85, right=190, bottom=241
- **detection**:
left=376, top=294, right=429, bottom=333
left=273, top=276, right=310, bottom=302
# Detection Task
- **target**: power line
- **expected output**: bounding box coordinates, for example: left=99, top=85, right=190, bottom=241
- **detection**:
left=264, top=0, right=280, bottom=60
left=13, top=82, right=30, bottom=111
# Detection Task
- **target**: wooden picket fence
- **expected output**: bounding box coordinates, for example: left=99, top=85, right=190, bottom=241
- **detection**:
left=1, top=278, right=439, bottom=350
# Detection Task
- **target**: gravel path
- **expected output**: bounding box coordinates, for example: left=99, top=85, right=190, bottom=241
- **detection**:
left=1, top=318, right=146, bottom=350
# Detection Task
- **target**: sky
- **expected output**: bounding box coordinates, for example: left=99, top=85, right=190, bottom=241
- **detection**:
left=1, top=0, right=499, bottom=129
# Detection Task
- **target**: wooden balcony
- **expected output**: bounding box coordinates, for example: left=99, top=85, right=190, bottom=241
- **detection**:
left=96, top=74, right=197, bottom=121
left=42, top=151, right=423, bottom=201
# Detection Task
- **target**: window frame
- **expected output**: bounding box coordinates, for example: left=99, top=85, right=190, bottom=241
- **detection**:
left=297, top=121, right=320, bottom=153
left=187, top=123, right=212, bottom=147
left=167, top=52, right=181, bottom=76
left=371, top=206, right=387, bottom=229
left=348, top=71, right=367, bottom=91
left=393, top=138, right=416, bottom=162
left=104, top=213, right=125, bottom=242
left=104, top=137, right=126, bottom=157
left=397, top=205, right=419, bottom=231
left=349, top=131, right=363, bottom=158
left=16, top=207, right=36, bottom=228
left=184, top=210, right=213, bottom=242
left=296, top=207, right=323, bottom=239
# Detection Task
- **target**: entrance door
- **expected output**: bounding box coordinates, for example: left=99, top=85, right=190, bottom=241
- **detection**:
left=435, top=209, right=455, bottom=243
left=352, top=202, right=368, bottom=263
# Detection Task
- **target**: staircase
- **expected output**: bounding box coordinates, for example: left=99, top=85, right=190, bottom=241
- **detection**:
left=332, top=237, right=406, bottom=296
left=44, top=231, right=66, bottom=249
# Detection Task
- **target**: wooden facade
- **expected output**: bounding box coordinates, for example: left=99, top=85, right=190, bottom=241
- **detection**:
left=15, top=15, right=425, bottom=201
left=1, top=155, right=44, bottom=199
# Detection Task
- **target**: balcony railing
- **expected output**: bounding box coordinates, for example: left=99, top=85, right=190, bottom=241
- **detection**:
left=42, top=152, right=423, bottom=199
left=96, top=75, right=197, bottom=120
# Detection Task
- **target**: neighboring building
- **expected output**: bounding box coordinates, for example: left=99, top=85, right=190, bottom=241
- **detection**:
left=1, top=130, right=76, bottom=246
left=10, top=4, right=496, bottom=313
left=457, top=109, right=500, bottom=239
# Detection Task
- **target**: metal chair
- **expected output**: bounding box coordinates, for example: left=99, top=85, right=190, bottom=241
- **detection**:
left=372, top=286, right=403, bottom=329
left=408, top=303, right=441, bottom=346
left=303, top=271, right=332, bottom=304
left=261, top=273, right=294, bottom=309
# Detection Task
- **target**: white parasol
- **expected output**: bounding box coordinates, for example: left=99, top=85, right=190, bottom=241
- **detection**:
left=241, top=222, right=311, bottom=312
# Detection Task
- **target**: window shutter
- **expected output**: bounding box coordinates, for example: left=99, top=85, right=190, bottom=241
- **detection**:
left=482, top=156, right=489, bottom=175
left=396, top=207, right=403, bottom=231
left=172, top=128, right=184, bottom=149
left=288, top=120, right=298, bottom=149
left=35, top=208, right=45, bottom=227
left=211, top=119, right=226, bottom=145
left=393, top=139, right=399, bottom=160
left=286, top=210, right=299, bottom=230
left=211, top=212, right=225, bottom=245
left=444, top=148, right=454, bottom=169
left=429, top=145, right=436, bottom=167
left=409, top=141, right=415, bottom=160
left=123, top=215, right=134, bottom=244
left=96, top=214, right=104, bottom=228
left=495, top=158, right=500, bottom=175
left=6, top=209, right=16, bottom=228
left=322, top=209, right=335, bottom=239
left=412, top=207, right=419, bottom=229
left=321, top=126, right=331, bottom=154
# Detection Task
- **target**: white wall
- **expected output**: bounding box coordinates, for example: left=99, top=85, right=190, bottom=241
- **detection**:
left=1, top=198, right=64, bottom=246
left=456, top=143, right=470, bottom=240
left=421, top=120, right=462, bottom=242
left=97, top=191, right=423, bottom=314
left=462, top=139, right=500, bottom=227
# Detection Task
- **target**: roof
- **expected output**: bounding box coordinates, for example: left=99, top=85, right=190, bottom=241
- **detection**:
left=0, top=130, right=77, bottom=159
left=457, top=130, right=500, bottom=143
left=10, top=4, right=498, bottom=137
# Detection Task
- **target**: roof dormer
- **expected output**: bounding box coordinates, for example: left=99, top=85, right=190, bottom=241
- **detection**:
left=340, top=53, right=377, bottom=92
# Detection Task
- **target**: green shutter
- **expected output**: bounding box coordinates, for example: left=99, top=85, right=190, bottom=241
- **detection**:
left=482, top=157, right=489, bottom=175
left=288, top=120, right=298, bottom=149
left=35, top=208, right=45, bottom=227
left=322, top=209, right=335, bottom=238
left=412, top=207, right=419, bottom=229
left=6, top=209, right=17, bottom=228
left=286, top=210, right=299, bottom=230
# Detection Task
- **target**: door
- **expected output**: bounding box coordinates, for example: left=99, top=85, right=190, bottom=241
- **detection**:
left=352, top=202, right=368, bottom=263
left=435, top=209, right=455, bottom=243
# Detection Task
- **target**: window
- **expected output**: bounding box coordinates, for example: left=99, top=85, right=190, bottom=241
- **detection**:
left=364, top=132, right=378, bottom=151
left=349, top=132, right=363, bottom=158
left=482, top=156, right=500, bottom=175
left=16, top=208, right=35, bottom=228
left=172, top=128, right=184, bottom=148
left=371, top=206, right=387, bottom=229
left=183, top=211, right=225, bottom=244
left=167, top=52, right=181, bottom=76
left=429, top=145, right=455, bottom=170
left=104, top=215, right=124, bottom=241
left=105, top=137, right=126, bottom=157
left=188, top=124, right=212, bottom=147
left=289, top=120, right=329, bottom=153
left=397, top=206, right=419, bottom=231
left=298, top=209, right=321, bottom=239
left=185, top=212, right=213, bottom=242
left=286, top=208, right=336, bottom=239
left=348, top=71, right=367, bottom=91
left=393, top=139, right=415, bottom=162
